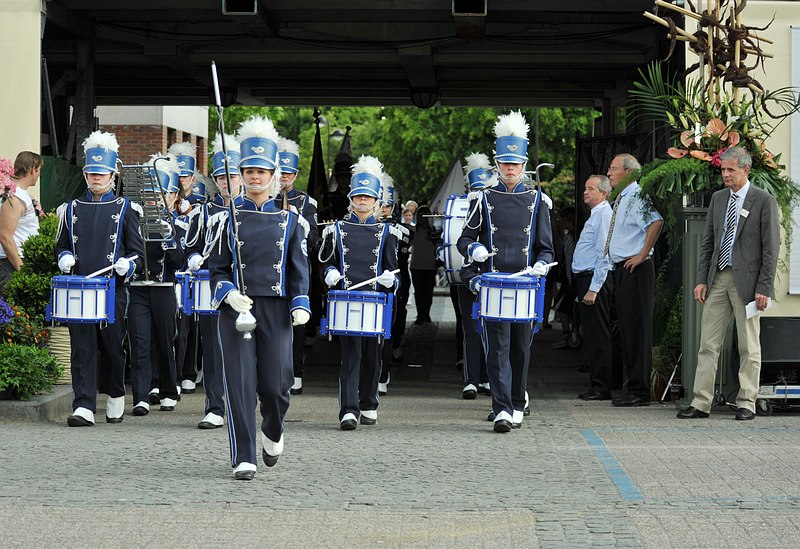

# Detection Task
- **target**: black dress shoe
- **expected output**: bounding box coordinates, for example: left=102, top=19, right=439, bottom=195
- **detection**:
left=462, top=388, right=477, bottom=400
left=486, top=411, right=495, bottom=422
left=67, top=415, right=94, bottom=427
left=511, top=422, right=521, bottom=429
left=676, top=406, right=709, bottom=419
left=360, top=414, right=377, bottom=426
left=735, top=407, right=755, bottom=421
left=612, top=395, right=650, bottom=407
left=289, top=387, right=302, bottom=395
left=234, top=470, right=255, bottom=481
left=523, top=405, right=530, bottom=416
left=579, top=391, right=612, bottom=401
left=105, top=415, right=124, bottom=424
left=148, top=392, right=160, bottom=405
left=262, top=449, right=279, bottom=467
left=132, top=405, right=149, bottom=416
left=493, top=419, right=512, bottom=433
left=340, top=418, right=357, bottom=431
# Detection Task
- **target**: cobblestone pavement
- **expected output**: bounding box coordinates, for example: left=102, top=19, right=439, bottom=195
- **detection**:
left=2, top=292, right=800, bottom=547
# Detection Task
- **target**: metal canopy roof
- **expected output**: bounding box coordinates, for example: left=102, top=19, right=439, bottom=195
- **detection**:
left=42, top=0, right=670, bottom=108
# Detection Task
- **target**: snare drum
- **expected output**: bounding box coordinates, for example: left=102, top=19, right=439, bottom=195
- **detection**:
left=174, top=272, right=192, bottom=315
left=46, top=275, right=116, bottom=324
left=189, top=269, right=217, bottom=316
left=476, top=272, right=544, bottom=323
left=320, top=290, right=394, bottom=339
left=442, top=194, right=471, bottom=284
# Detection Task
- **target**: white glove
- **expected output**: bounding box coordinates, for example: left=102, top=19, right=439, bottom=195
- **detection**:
left=225, top=290, right=253, bottom=314
left=113, top=257, right=132, bottom=277
left=531, top=262, right=549, bottom=277
left=58, top=254, right=75, bottom=273
left=376, top=270, right=395, bottom=288
left=325, top=269, right=344, bottom=288
left=187, top=254, right=204, bottom=272
left=292, top=309, right=310, bottom=326
left=471, top=245, right=490, bottom=263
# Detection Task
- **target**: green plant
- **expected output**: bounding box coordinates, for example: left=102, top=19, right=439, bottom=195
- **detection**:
left=4, top=214, right=60, bottom=317
left=0, top=301, right=49, bottom=347
left=0, top=343, right=63, bottom=400
left=651, top=287, right=682, bottom=388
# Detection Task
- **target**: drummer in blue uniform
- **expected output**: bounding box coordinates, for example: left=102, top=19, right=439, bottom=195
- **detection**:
left=319, top=155, right=400, bottom=430
left=457, top=111, right=555, bottom=433
left=209, top=115, right=310, bottom=480
left=128, top=156, right=184, bottom=416
left=455, top=152, right=496, bottom=400
left=276, top=136, right=319, bottom=396
left=184, top=133, right=243, bottom=430
left=55, top=130, right=145, bottom=427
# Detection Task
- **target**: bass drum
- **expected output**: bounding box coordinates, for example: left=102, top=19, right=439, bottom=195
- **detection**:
left=442, top=194, right=470, bottom=284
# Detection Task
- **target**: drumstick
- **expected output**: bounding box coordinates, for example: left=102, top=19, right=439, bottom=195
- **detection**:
left=86, top=255, right=140, bottom=278
left=347, top=269, right=401, bottom=291
left=508, top=261, right=558, bottom=278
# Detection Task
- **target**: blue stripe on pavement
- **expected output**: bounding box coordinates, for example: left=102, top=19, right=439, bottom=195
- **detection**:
left=582, top=428, right=644, bottom=501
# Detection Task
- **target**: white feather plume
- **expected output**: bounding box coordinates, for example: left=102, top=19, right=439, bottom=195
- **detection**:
left=147, top=154, right=178, bottom=175
left=236, top=115, right=280, bottom=143
left=351, top=155, right=383, bottom=177
left=494, top=110, right=529, bottom=139
left=277, top=136, right=300, bottom=156
left=82, top=131, right=119, bottom=153
left=382, top=172, right=394, bottom=188
left=212, top=133, right=239, bottom=154
left=464, top=152, right=491, bottom=174
left=167, top=141, right=196, bottom=158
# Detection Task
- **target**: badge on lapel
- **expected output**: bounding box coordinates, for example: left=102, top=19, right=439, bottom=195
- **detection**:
left=741, top=209, right=749, bottom=218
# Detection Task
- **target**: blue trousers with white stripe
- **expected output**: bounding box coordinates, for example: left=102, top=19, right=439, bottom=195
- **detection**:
left=481, top=320, right=534, bottom=417
left=217, top=297, right=293, bottom=468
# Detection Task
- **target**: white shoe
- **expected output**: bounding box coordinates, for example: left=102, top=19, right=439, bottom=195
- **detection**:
left=197, top=412, right=224, bottom=429
left=340, top=412, right=358, bottom=430
left=494, top=410, right=513, bottom=423
left=160, top=397, right=177, bottom=411
left=195, top=370, right=204, bottom=385
left=512, top=410, right=523, bottom=428
left=181, top=379, right=196, bottom=393
left=132, top=401, right=150, bottom=416
left=148, top=388, right=160, bottom=405
left=378, top=382, right=388, bottom=395
left=106, top=396, right=125, bottom=422
left=67, top=407, right=95, bottom=427
left=462, top=384, right=478, bottom=399
left=262, top=432, right=284, bottom=457
left=233, top=462, right=257, bottom=480
left=290, top=377, right=303, bottom=395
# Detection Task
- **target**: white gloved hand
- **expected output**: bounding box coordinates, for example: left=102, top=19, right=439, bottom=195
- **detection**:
left=187, top=254, right=204, bottom=272
left=292, top=309, right=310, bottom=326
left=471, top=245, right=490, bottom=263
left=376, top=270, right=395, bottom=288
left=325, top=269, right=344, bottom=288
left=531, top=262, right=549, bottom=277
left=58, top=254, right=76, bottom=273
left=113, top=257, right=132, bottom=276
left=225, top=290, right=253, bottom=314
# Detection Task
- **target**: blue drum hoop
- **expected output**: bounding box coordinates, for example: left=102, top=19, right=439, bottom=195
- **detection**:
left=46, top=275, right=116, bottom=324
left=189, top=269, right=218, bottom=316
left=320, top=289, right=394, bottom=339
left=442, top=194, right=469, bottom=285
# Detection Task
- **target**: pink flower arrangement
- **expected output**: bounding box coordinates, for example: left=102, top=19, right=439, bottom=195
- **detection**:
left=0, top=157, right=17, bottom=203
left=665, top=116, right=776, bottom=169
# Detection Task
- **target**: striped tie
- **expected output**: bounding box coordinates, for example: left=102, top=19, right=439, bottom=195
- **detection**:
left=717, top=193, right=737, bottom=270
left=603, top=194, right=622, bottom=257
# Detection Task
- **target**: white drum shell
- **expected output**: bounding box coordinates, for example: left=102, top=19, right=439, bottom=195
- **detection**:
left=443, top=196, right=470, bottom=284
left=479, top=282, right=538, bottom=321
left=327, top=297, right=385, bottom=336
left=52, top=285, right=108, bottom=321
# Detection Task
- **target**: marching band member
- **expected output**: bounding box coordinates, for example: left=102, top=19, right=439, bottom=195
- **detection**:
left=128, top=156, right=184, bottom=416
left=55, top=131, right=145, bottom=427
left=319, top=155, right=399, bottom=430
left=377, top=173, right=410, bottom=395
left=209, top=116, right=310, bottom=480
left=276, top=136, right=319, bottom=396
left=184, top=133, right=244, bottom=430
left=456, top=153, right=495, bottom=399
left=168, top=141, right=202, bottom=396
left=457, top=111, right=554, bottom=433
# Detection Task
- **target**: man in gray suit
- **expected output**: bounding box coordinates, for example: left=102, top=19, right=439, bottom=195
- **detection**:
left=678, top=146, right=780, bottom=420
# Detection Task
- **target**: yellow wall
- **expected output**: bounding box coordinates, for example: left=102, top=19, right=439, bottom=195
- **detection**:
left=0, top=0, right=41, bottom=200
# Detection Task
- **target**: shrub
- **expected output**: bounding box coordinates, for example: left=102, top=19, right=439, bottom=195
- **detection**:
left=4, top=214, right=60, bottom=317
left=0, top=298, right=49, bottom=348
left=0, top=343, right=63, bottom=400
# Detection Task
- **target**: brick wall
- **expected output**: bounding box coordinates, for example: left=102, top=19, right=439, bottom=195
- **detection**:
left=100, top=124, right=208, bottom=175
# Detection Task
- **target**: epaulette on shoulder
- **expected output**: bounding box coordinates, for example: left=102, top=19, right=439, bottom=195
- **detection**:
left=56, top=202, right=68, bottom=220
left=288, top=204, right=299, bottom=216
left=539, top=191, right=554, bottom=210
left=295, top=212, right=310, bottom=237
left=208, top=210, right=229, bottom=229
left=307, top=195, right=317, bottom=208
left=322, top=223, right=337, bottom=239
left=467, top=190, right=485, bottom=202
left=130, top=201, right=144, bottom=217
left=388, top=224, right=405, bottom=240
left=187, top=206, right=202, bottom=220
left=395, top=223, right=410, bottom=236
left=174, top=217, right=190, bottom=232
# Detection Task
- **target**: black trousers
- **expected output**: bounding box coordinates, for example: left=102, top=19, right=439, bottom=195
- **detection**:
left=292, top=324, right=305, bottom=379
left=457, top=284, right=487, bottom=387
left=392, top=259, right=411, bottom=349
left=576, top=274, right=613, bottom=395
left=410, top=269, right=436, bottom=322
left=198, top=314, right=225, bottom=417
left=613, top=260, right=654, bottom=397
left=174, top=314, right=199, bottom=384
left=128, top=286, right=179, bottom=404
left=217, top=297, right=292, bottom=467
left=69, top=286, right=129, bottom=412
left=339, top=335, right=381, bottom=419
left=449, top=285, right=464, bottom=362
left=379, top=303, right=398, bottom=383
left=481, top=320, right=534, bottom=417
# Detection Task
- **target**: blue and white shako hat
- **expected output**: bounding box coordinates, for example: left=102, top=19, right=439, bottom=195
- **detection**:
left=494, top=110, right=529, bottom=164
left=167, top=142, right=196, bottom=177
left=380, top=172, right=395, bottom=206
left=349, top=155, right=383, bottom=199
left=148, top=154, right=180, bottom=193
left=210, top=133, right=241, bottom=178
left=191, top=174, right=208, bottom=201
left=83, top=131, right=120, bottom=174
left=236, top=115, right=280, bottom=171
left=277, top=137, right=300, bottom=174
left=464, top=152, right=498, bottom=190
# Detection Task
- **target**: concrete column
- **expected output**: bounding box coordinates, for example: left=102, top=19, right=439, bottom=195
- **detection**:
left=0, top=1, right=41, bottom=161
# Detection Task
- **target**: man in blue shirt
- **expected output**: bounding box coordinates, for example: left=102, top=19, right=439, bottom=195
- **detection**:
left=572, top=175, right=613, bottom=400
left=606, top=154, right=663, bottom=407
